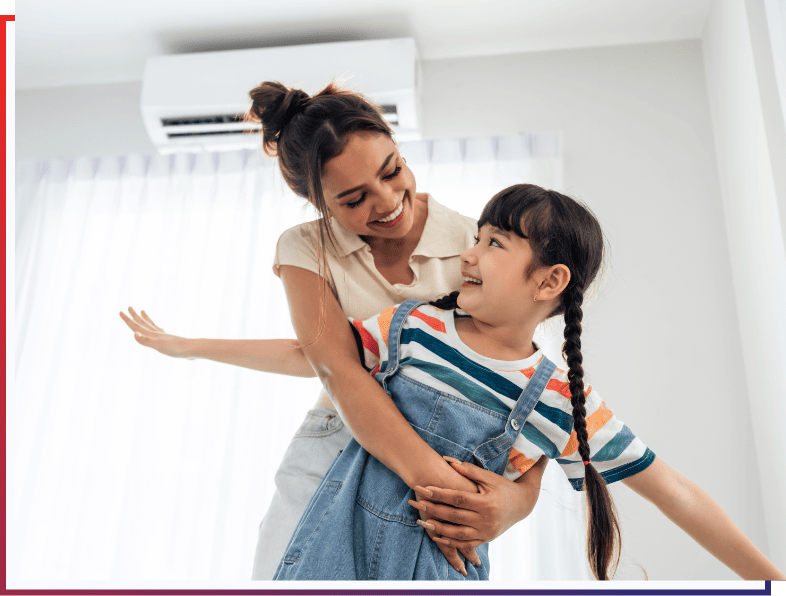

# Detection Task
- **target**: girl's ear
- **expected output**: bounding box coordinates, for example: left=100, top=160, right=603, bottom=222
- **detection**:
left=537, top=264, right=571, bottom=300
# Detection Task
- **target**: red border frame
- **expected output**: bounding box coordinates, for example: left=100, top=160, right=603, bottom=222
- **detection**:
left=2, top=14, right=13, bottom=594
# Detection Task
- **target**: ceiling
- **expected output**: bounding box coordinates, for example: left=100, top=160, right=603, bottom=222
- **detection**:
left=17, top=0, right=713, bottom=90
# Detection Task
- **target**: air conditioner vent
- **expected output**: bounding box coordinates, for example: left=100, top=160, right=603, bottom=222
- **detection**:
left=161, top=114, right=246, bottom=127
left=167, top=129, right=260, bottom=139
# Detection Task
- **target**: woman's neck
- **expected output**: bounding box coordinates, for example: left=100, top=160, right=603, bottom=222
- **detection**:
left=454, top=315, right=539, bottom=361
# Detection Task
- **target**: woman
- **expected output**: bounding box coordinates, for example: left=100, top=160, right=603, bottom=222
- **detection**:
left=121, top=81, right=547, bottom=579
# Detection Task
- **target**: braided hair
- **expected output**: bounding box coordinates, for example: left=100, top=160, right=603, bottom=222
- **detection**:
left=475, top=184, right=620, bottom=580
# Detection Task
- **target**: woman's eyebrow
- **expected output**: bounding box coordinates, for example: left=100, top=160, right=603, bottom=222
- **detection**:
left=334, top=152, right=396, bottom=200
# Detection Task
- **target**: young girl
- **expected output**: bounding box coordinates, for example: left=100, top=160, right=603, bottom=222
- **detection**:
left=268, top=184, right=784, bottom=581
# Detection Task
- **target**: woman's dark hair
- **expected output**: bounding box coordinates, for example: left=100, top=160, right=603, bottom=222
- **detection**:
left=431, top=183, right=619, bottom=580
left=246, top=81, right=394, bottom=338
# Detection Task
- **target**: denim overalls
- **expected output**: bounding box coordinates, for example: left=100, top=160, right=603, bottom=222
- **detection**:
left=274, top=299, right=556, bottom=581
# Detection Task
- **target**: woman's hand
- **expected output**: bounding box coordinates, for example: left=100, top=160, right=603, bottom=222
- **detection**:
left=119, top=307, right=192, bottom=358
left=409, top=455, right=548, bottom=556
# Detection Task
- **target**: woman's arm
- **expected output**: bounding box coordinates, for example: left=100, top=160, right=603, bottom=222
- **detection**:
left=278, top=265, right=477, bottom=492
left=119, top=308, right=317, bottom=377
left=281, top=265, right=484, bottom=575
left=622, top=457, right=785, bottom=580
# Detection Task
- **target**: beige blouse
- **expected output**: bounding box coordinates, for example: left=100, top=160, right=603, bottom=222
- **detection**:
left=273, top=194, right=478, bottom=409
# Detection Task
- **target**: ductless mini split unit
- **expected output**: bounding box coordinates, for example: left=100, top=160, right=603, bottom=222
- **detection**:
left=140, top=38, right=421, bottom=154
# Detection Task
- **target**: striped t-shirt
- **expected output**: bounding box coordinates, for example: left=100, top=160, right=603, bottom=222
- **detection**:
left=350, top=303, right=655, bottom=489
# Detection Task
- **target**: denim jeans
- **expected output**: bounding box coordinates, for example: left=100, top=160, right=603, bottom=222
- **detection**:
left=251, top=406, right=352, bottom=580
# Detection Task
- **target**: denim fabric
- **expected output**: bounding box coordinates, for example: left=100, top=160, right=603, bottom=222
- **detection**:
left=251, top=406, right=352, bottom=580
left=273, top=300, right=555, bottom=581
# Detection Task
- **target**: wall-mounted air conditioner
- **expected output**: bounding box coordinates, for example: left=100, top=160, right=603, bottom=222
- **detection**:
left=140, top=38, right=421, bottom=154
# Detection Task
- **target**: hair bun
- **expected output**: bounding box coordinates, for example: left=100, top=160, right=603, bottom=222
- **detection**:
left=279, top=88, right=311, bottom=130
left=246, top=82, right=312, bottom=156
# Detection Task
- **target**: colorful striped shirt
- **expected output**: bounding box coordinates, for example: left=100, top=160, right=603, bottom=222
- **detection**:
left=350, top=303, right=655, bottom=489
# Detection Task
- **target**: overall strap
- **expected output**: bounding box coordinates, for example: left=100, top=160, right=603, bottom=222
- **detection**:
left=380, top=299, right=428, bottom=378
left=508, top=355, right=556, bottom=433
left=473, top=355, right=557, bottom=467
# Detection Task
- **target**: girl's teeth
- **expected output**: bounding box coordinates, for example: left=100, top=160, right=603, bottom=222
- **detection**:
left=376, top=202, right=403, bottom=223
left=463, top=276, right=482, bottom=284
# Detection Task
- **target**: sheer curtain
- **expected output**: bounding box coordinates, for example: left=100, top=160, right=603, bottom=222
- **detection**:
left=13, top=133, right=589, bottom=582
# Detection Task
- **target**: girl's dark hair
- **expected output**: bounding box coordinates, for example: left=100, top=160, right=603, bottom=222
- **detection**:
left=432, top=184, right=619, bottom=580
left=246, top=81, right=394, bottom=338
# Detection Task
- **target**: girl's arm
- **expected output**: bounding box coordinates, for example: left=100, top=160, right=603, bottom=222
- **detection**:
left=120, top=308, right=317, bottom=378
left=622, top=457, right=785, bottom=580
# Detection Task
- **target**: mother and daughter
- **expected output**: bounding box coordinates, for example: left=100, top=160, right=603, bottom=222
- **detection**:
left=121, top=81, right=784, bottom=580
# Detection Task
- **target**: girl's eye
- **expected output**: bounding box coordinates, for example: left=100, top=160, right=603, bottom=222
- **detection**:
left=490, top=238, right=503, bottom=248
left=473, top=235, right=480, bottom=245
left=346, top=194, right=366, bottom=209
left=383, top=165, right=402, bottom=180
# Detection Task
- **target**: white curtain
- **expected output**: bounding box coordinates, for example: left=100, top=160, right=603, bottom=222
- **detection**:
left=13, top=133, right=589, bottom=582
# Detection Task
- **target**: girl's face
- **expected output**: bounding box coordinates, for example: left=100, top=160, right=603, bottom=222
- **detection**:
left=320, top=132, right=418, bottom=239
left=457, top=223, right=542, bottom=323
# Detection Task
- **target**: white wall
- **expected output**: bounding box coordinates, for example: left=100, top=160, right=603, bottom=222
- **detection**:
left=16, top=81, right=154, bottom=160
left=703, top=0, right=786, bottom=567
left=15, top=39, right=774, bottom=579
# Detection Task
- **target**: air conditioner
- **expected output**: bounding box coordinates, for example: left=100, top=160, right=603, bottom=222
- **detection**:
left=141, top=38, right=421, bottom=154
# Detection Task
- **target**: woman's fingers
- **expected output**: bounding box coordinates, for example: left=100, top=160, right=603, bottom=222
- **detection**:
left=458, top=544, right=482, bottom=567
left=431, top=536, right=483, bottom=567
left=420, top=518, right=480, bottom=543
left=431, top=537, right=468, bottom=576
left=408, top=498, right=477, bottom=527
left=414, top=485, right=482, bottom=512
left=443, top=457, right=499, bottom=485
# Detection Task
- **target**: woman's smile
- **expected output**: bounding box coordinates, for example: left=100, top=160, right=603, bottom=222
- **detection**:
left=369, top=198, right=406, bottom=228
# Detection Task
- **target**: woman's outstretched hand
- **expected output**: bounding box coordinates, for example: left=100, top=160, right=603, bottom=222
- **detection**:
left=119, top=307, right=192, bottom=359
left=409, top=455, right=548, bottom=562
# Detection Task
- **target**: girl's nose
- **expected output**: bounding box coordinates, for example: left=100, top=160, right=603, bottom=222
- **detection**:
left=460, top=248, right=477, bottom=264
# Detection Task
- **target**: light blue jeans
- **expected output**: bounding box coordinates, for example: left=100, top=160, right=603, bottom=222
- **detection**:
left=251, top=405, right=352, bottom=580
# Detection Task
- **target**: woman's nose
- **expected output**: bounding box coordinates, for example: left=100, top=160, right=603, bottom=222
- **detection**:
left=376, top=189, right=399, bottom=214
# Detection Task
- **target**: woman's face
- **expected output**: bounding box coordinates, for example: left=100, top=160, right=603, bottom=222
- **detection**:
left=320, top=132, right=418, bottom=239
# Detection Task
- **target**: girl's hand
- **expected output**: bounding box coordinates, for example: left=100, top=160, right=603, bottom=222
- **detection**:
left=409, top=456, right=547, bottom=554
left=119, top=307, right=192, bottom=359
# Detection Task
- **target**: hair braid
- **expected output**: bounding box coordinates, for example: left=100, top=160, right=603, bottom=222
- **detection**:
left=429, top=291, right=460, bottom=311
left=562, top=283, right=620, bottom=580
